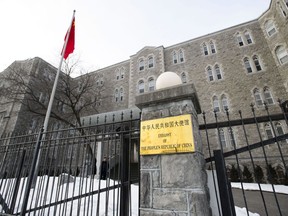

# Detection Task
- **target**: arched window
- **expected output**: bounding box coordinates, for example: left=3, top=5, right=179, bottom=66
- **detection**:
left=148, top=77, right=155, bottom=92
left=244, top=32, right=253, bottom=44
left=221, top=95, right=229, bottom=111
left=275, top=122, right=285, bottom=136
left=139, top=59, right=145, bottom=71
left=148, top=56, right=154, bottom=68
left=207, top=66, right=213, bottom=81
left=264, top=123, right=273, bottom=139
left=120, top=88, right=124, bottom=101
left=213, top=96, right=220, bottom=112
left=263, top=87, right=274, bottom=105
left=210, top=41, right=216, bottom=54
left=181, top=72, right=187, bottom=83
left=120, top=68, right=125, bottom=79
left=253, top=55, right=262, bottom=71
left=264, top=20, right=277, bottom=37
left=138, top=80, right=145, bottom=93
left=253, top=88, right=263, bottom=106
left=179, top=49, right=184, bottom=62
left=116, top=69, right=120, bottom=80
left=115, top=89, right=119, bottom=102
left=244, top=57, right=252, bottom=73
left=215, top=65, right=222, bottom=80
left=236, top=33, right=244, bottom=46
left=173, top=51, right=178, bottom=64
left=203, top=43, right=208, bottom=55
left=275, top=46, right=288, bottom=64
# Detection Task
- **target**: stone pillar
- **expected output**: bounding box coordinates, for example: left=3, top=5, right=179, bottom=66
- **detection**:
left=135, top=83, right=211, bottom=216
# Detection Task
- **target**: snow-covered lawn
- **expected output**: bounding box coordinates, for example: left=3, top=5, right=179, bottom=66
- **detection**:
left=1, top=175, right=287, bottom=215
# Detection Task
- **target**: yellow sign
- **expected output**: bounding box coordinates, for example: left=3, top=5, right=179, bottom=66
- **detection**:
left=140, top=114, right=195, bottom=155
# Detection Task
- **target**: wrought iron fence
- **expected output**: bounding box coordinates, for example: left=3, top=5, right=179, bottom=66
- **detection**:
left=201, top=101, right=288, bottom=216
left=0, top=113, right=140, bottom=215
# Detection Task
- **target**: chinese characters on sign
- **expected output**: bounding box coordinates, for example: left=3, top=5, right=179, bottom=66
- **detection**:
left=140, top=114, right=195, bottom=155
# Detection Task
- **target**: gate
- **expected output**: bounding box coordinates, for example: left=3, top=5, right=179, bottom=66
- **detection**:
left=201, top=101, right=288, bottom=216
left=0, top=111, right=140, bottom=215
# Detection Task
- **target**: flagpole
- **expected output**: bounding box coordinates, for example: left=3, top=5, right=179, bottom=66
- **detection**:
left=43, top=10, right=76, bottom=133
left=20, top=10, right=76, bottom=215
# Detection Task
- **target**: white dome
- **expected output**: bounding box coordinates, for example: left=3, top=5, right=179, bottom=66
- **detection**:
left=156, top=72, right=182, bottom=90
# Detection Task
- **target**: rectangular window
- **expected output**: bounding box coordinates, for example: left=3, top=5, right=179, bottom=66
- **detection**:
left=268, top=28, right=276, bottom=36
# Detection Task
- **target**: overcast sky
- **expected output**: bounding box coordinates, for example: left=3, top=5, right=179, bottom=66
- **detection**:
left=0, top=0, right=271, bottom=73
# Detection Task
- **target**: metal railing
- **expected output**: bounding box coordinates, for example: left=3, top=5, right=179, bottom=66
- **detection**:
left=0, top=115, right=140, bottom=215
left=201, top=101, right=288, bottom=216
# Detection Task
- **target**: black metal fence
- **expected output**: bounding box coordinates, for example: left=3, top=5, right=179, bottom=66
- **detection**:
left=201, top=101, right=288, bottom=216
left=0, top=113, right=140, bottom=215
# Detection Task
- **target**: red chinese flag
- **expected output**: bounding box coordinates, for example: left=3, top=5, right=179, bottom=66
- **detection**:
left=62, top=18, right=75, bottom=59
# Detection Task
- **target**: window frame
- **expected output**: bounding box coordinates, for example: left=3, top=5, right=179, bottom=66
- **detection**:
left=265, top=20, right=277, bottom=37
left=275, top=45, right=288, bottom=65
left=138, top=80, right=145, bottom=94
left=139, top=58, right=145, bottom=71
left=148, top=56, right=154, bottom=68
left=148, top=77, right=155, bottom=92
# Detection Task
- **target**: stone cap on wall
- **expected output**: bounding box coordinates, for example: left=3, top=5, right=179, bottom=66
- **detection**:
left=135, top=83, right=201, bottom=114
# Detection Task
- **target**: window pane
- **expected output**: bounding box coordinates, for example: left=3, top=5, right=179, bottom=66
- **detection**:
left=207, top=67, right=213, bottom=81
left=139, top=59, right=144, bottom=71
left=148, top=78, right=155, bottom=91
left=276, top=123, right=284, bottom=136
left=215, top=65, right=222, bottom=80
left=139, top=81, right=144, bottom=93
left=173, top=52, right=178, bottom=64
left=265, top=128, right=274, bottom=139
left=148, top=57, right=154, bottom=68
left=179, top=50, right=184, bottom=62
left=219, top=129, right=227, bottom=147
left=237, top=35, right=244, bottom=46
left=244, top=58, right=252, bottom=73
left=210, top=42, right=216, bottom=53
left=254, top=91, right=263, bottom=106
left=253, top=56, right=262, bottom=71
left=213, top=97, right=220, bottom=112
left=245, top=33, right=252, bottom=44
left=203, top=44, right=208, bottom=55
left=264, top=90, right=274, bottom=105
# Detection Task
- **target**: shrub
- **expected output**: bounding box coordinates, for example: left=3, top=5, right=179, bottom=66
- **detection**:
left=230, top=164, right=240, bottom=182
left=254, top=165, right=264, bottom=183
left=242, top=166, right=253, bottom=183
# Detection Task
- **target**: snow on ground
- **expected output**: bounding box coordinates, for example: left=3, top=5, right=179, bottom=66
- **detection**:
left=1, top=176, right=287, bottom=215
left=231, top=182, right=288, bottom=194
